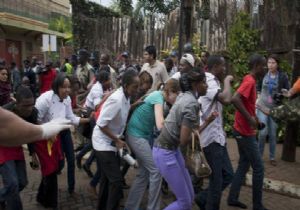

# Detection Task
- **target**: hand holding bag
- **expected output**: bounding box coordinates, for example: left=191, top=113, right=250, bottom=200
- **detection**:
left=185, top=130, right=211, bottom=178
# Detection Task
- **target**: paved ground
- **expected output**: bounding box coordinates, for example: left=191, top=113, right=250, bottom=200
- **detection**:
left=2, top=139, right=300, bottom=210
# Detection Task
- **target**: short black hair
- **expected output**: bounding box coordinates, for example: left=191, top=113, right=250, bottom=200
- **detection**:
left=145, top=45, right=157, bottom=59
left=16, top=86, right=33, bottom=103
left=52, top=73, right=70, bottom=95
left=180, top=71, right=206, bottom=92
left=96, top=70, right=110, bottom=83
left=248, top=54, right=266, bottom=70
left=207, top=55, right=224, bottom=71
left=121, top=69, right=138, bottom=88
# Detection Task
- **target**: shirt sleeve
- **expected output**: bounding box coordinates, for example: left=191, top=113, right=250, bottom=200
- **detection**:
left=237, top=76, right=254, bottom=99
left=147, top=91, right=164, bottom=105
left=205, top=80, right=220, bottom=101
left=160, top=64, right=170, bottom=82
left=91, top=84, right=104, bottom=108
left=97, top=97, right=120, bottom=127
left=35, top=93, right=50, bottom=123
left=65, top=97, right=80, bottom=125
left=182, top=102, right=200, bottom=129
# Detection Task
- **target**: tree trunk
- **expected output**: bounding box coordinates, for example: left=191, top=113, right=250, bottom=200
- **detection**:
left=281, top=2, right=300, bottom=162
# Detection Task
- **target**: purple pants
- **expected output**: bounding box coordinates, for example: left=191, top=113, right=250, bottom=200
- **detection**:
left=152, top=147, right=194, bottom=210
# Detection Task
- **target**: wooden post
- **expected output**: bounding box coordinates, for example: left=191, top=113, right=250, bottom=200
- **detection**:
left=178, top=0, right=184, bottom=59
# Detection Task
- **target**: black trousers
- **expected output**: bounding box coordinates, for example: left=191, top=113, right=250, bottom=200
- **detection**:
left=36, top=172, right=58, bottom=208
left=95, top=151, right=123, bottom=210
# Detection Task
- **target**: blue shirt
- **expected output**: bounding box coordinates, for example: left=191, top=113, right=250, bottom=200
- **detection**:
left=127, top=91, right=164, bottom=139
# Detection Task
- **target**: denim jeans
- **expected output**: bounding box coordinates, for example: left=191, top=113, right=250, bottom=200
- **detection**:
left=76, top=142, right=93, bottom=163
left=256, top=109, right=278, bottom=160
left=0, top=160, right=28, bottom=210
left=60, top=129, right=75, bottom=193
left=228, top=130, right=265, bottom=210
left=153, top=147, right=194, bottom=210
left=196, top=142, right=234, bottom=210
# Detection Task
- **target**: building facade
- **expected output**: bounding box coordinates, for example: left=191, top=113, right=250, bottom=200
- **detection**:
left=0, top=0, right=70, bottom=67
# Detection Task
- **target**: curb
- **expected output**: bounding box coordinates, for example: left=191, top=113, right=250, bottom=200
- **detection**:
left=245, top=173, right=300, bottom=198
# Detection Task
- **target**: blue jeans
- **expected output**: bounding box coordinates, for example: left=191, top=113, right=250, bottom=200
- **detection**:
left=153, top=147, right=194, bottom=210
left=197, top=142, right=234, bottom=210
left=60, top=129, right=75, bottom=193
left=228, top=130, right=265, bottom=210
left=256, top=109, right=278, bottom=160
left=76, top=142, right=93, bottom=162
left=0, top=160, right=28, bottom=210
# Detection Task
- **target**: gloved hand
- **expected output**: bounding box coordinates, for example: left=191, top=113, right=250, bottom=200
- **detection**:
left=40, top=119, right=72, bottom=139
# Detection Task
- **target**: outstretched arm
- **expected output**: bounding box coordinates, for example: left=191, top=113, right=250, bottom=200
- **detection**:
left=0, top=107, right=71, bottom=147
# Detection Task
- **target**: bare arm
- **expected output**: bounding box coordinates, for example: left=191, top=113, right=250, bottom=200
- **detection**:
left=0, top=108, right=42, bottom=146
left=217, top=75, right=234, bottom=105
left=0, top=108, right=71, bottom=147
left=179, top=125, right=193, bottom=146
left=154, top=104, right=164, bottom=130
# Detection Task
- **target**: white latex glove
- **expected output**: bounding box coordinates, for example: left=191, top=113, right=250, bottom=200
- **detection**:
left=40, top=119, right=72, bottom=139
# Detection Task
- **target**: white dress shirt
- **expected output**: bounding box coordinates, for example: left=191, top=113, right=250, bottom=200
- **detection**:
left=35, top=90, right=80, bottom=125
left=84, top=82, right=104, bottom=110
left=198, top=72, right=226, bottom=148
left=171, top=72, right=181, bottom=80
left=92, top=87, right=130, bottom=152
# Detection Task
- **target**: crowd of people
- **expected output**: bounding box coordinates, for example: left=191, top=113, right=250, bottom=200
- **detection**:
left=0, top=43, right=300, bottom=210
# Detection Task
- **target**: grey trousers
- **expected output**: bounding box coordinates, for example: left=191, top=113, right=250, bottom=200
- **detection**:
left=125, top=134, right=162, bottom=210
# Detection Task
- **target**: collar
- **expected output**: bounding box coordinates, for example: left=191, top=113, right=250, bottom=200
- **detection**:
left=205, top=72, right=221, bottom=85
left=149, top=60, right=158, bottom=68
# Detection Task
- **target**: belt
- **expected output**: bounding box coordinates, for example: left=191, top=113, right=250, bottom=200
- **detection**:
left=154, top=142, right=177, bottom=151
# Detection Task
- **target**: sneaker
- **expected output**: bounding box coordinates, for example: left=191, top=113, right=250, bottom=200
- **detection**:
left=83, top=164, right=93, bottom=178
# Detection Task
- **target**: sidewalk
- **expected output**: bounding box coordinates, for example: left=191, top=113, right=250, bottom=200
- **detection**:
left=226, top=138, right=300, bottom=197
left=1, top=139, right=299, bottom=210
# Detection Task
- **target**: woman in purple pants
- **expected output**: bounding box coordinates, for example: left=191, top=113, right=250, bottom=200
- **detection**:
left=152, top=71, right=208, bottom=210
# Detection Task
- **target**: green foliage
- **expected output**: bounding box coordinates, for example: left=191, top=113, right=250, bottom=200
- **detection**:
left=138, top=0, right=180, bottom=14
left=49, top=16, right=73, bottom=45
left=224, top=12, right=261, bottom=135
left=119, top=0, right=133, bottom=16
left=227, top=12, right=260, bottom=79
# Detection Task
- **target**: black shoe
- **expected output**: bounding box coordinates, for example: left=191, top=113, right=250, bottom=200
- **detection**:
left=83, top=164, right=93, bottom=178
left=228, top=201, right=247, bottom=209
left=76, top=156, right=82, bottom=169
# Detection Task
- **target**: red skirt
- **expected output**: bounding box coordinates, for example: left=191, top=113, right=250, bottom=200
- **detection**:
left=34, top=136, right=63, bottom=176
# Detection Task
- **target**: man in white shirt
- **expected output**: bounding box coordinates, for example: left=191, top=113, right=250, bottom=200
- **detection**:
left=141, top=45, right=169, bottom=92
left=196, top=55, right=235, bottom=210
